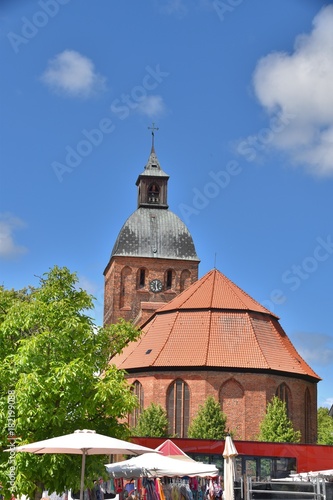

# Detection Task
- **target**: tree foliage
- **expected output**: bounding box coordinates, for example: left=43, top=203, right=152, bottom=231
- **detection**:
left=0, top=266, right=142, bottom=498
left=258, top=396, right=301, bottom=443
left=317, top=407, right=333, bottom=445
left=187, top=396, right=227, bottom=439
left=131, top=403, right=169, bottom=438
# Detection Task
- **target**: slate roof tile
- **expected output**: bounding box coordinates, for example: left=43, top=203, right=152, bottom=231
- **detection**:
left=110, top=208, right=199, bottom=261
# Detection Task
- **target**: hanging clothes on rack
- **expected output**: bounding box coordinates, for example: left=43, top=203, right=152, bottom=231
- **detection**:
left=142, top=478, right=159, bottom=500
left=156, top=479, right=166, bottom=500
left=162, top=480, right=193, bottom=500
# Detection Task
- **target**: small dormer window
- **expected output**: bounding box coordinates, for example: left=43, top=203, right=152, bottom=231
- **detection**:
left=148, top=183, right=160, bottom=203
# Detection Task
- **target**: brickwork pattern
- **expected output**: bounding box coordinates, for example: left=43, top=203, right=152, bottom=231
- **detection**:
left=104, top=255, right=199, bottom=325
left=124, top=370, right=318, bottom=443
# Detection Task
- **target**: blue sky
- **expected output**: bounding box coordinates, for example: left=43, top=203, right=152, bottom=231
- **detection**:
left=1, top=0, right=333, bottom=410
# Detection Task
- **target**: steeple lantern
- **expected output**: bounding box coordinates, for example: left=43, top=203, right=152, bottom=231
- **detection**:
left=136, top=124, right=169, bottom=209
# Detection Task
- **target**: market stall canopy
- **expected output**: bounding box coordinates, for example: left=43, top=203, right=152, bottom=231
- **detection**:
left=290, top=470, right=333, bottom=480
left=105, top=452, right=219, bottom=478
left=155, top=439, right=194, bottom=462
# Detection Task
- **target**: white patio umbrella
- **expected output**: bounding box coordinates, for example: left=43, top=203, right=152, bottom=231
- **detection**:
left=10, top=429, right=156, bottom=500
left=223, top=434, right=238, bottom=500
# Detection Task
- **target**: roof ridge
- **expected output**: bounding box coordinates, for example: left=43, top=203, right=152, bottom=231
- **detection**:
left=248, top=314, right=271, bottom=369
left=155, top=268, right=278, bottom=317
left=274, top=321, right=321, bottom=379
left=205, top=310, right=213, bottom=366
left=110, top=320, right=147, bottom=365
left=175, top=270, right=214, bottom=308
left=218, top=270, right=278, bottom=317
left=153, top=311, right=179, bottom=365
left=210, top=269, right=217, bottom=309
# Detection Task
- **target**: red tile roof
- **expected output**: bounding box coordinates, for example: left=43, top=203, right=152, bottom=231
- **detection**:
left=157, top=268, right=279, bottom=316
left=112, top=269, right=320, bottom=381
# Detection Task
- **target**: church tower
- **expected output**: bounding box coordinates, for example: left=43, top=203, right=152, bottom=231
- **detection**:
left=103, top=128, right=200, bottom=326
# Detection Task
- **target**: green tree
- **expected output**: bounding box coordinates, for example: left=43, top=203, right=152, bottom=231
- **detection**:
left=131, top=403, right=169, bottom=437
left=0, top=266, right=142, bottom=498
left=258, top=396, right=301, bottom=443
left=317, top=407, right=333, bottom=445
left=187, top=396, right=227, bottom=439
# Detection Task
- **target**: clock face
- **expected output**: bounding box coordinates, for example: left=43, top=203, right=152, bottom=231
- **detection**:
left=150, top=279, right=163, bottom=293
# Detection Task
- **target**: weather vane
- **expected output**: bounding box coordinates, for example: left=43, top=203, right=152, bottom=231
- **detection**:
left=148, top=122, right=159, bottom=149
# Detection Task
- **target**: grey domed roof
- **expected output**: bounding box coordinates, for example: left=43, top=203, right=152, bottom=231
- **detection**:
left=111, top=207, right=199, bottom=260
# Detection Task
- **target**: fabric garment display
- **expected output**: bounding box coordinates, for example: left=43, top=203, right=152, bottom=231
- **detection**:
left=206, top=479, right=222, bottom=500
left=161, top=480, right=193, bottom=500
left=142, top=478, right=159, bottom=500
left=114, top=479, right=124, bottom=494
left=140, top=477, right=223, bottom=500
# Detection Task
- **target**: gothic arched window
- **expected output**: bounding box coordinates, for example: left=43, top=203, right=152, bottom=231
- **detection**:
left=220, top=378, right=245, bottom=439
left=130, top=380, right=144, bottom=428
left=276, top=383, right=291, bottom=417
left=167, top=379, right=190, bottom=437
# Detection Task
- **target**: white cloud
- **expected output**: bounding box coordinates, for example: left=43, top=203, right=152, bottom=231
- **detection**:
left=323, top=397, right=333, bottom=409
left=252, top=5, right=333, bottom=176
left=78, top=275, right=99, bottom=295
left=0, top=213, right=27, bottom=259
left=156, top=0, right=214, bottom=16
left=41, top=50, right=106, bottom=98
left=294, top=332, right=333, bottom=367
left=137, top=95, right=166, bottom=118
left=158, top=0, right=188, bottom=17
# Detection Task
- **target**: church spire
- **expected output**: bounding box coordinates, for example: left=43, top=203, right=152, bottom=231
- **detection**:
left=136, top=125, right=169, bottom=209
left=148, top=122, right=159, bottom=153
left=140, top=122, right=167, bottom=174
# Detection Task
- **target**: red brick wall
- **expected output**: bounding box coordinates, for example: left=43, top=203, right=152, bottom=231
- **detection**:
left=103, top=255, right=199, bottom=325
left=123, top=369, right=318, bottom=443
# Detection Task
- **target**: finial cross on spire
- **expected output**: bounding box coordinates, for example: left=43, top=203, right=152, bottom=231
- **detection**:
left=148, top=122, right=159, bottom=151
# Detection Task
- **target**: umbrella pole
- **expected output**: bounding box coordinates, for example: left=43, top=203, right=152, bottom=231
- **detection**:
left=80, top=451, right=86, bottom=500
